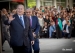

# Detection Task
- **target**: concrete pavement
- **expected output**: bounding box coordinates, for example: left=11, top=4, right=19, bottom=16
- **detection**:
left=2, top=38, right=75, bottom=53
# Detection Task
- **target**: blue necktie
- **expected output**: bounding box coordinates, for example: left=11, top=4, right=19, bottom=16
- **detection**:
left=19, top=16, right=25, bottom=28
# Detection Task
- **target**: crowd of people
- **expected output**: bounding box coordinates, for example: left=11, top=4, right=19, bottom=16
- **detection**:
left=32, top=5, right=75, bottom=38
left=0, top=4, right=75, bottom=53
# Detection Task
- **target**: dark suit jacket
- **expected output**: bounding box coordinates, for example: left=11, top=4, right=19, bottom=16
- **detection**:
left=63, top=24, right=72, bottom=35
left=30, top=16, right=40, bottom=38
left=4, top=14, right=34, bottom=47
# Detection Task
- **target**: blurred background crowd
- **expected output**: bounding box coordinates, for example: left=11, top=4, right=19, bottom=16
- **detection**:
left=0, top=5, right=75, bottom=39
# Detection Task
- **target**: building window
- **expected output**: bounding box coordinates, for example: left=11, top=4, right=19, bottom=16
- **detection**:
left=42, top=0, right=53, bottom=6
left=44, top=0, right=52, bottom=1
left=44, top=2, right=52, bottom=6
left=56, top=0, right=66, bottom=8
left=57, top=0, right=65, bottom=2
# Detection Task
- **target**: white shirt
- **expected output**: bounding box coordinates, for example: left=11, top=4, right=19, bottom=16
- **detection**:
left=30, top=16, right=32, bottom=22
left=66, top=25, right=69, bottom=33
left=62, top=20, right=66, bottom=30
left=38, top=18, right=44, bottom=27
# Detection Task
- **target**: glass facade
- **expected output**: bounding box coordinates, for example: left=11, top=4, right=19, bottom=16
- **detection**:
left=0, top=0, right=74, bottom=10
left=40, top=0, right=66, bottom=8
left=40, top=0, right=53, bottom=6
left=56, top=0, right=66, bottom=8
left=44, top=1, right=53, bottom=6
left=57, top=0, right=66, bottom=2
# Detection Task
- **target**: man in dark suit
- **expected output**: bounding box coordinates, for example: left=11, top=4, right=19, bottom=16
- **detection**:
left=25, top=9, right=40, bottom=53
left=63, top=21, right=72, bottom=38
left=4, top=4, right=34, bottom=53
left=1, top=8, right=10, bottom=51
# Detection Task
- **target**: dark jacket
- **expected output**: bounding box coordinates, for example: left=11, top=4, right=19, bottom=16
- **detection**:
left=30, top=16, right=40, bottom=38
left=4, top=14, right=34, bottom=47
left=63, top=24, right=72, bottom=35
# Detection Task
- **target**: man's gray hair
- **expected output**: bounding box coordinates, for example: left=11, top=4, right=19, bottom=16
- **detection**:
left=25, top=8, right=33, bottom=11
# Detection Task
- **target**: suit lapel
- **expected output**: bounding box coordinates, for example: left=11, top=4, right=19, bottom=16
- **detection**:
left=15, top=14, right=24, bottom=28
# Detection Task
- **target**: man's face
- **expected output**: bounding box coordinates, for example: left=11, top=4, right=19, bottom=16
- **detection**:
left=16, top=5, right=24, bottom=15
left=2, top=9, right=7, bottom=15
left=51, top=21, right=54, bottom=25
left=25, top=10, right=32, bottom=17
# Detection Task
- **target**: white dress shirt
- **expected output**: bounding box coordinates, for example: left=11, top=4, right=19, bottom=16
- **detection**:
left=66, top=25, right=69, bottom=33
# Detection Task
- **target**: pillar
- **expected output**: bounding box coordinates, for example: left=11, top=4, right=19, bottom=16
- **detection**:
left=53, top=0, right=57, bottom=8
left=24, top=0, right=28, bottom=9
left=36, top=0, right=40, bottom=8
left=66, top=0, right=69, bottom=7
left=41, top=0, right=44, bottom=6
left=69, top=0, right=73, bottom=8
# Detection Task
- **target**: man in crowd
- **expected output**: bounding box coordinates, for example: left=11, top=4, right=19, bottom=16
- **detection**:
left=25, top=8, right=40, bottom=53
left=1, top=8, right=10, bottom=51
left=49, top=21, right=56, bottom=38
left=4, top=4, right=34, bottom=53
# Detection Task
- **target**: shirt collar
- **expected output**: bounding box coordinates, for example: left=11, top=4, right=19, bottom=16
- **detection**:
left=18, top=15, right=23, bottom=18
left=30, top=16, right=32, bottom=19
left=53, top=24, right=55, bottom=26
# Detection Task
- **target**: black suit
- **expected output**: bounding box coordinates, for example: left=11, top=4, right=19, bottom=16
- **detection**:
left=4, top=14, right=34, bottom=53
left=63, top=24, right=72, bottom=38
left=28, top=16, right=40, bottom=53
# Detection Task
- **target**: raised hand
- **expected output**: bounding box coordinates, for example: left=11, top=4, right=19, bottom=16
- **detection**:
left=8, top=13, right=15, bottom=22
